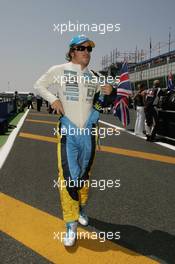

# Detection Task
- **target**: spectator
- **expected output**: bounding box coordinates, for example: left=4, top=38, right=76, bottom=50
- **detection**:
left=144, top=80, right=162, bottom=141
left=27, top=93, right=34, bottom=109
left=134, top=84, right=145, bottom=136
left=13, top=91, right=19, bottom=113
left=36, top=95, right=42, bottom=111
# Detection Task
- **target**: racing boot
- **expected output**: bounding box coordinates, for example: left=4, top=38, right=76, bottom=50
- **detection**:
left=78, top=206, right=89, bottom=226
left=63, top=221, right=77, bottom=247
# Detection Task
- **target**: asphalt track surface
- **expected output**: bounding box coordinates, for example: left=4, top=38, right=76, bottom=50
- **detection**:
left=1, top=106, right=175, bottom=264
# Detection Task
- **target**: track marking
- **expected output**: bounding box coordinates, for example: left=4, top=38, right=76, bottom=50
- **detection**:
left=25, top=119, right=58, bottom=125
left=99, top=145, right=175, bottom=164
left=25, top=119, right=118, bottom=132
left=19, top=132, right=175, bottom=164
left=26, top=115, right=175, bottom=151
left=0, top=193, right=158, bottom=264
left=28, top=113, right=59, bottom=118
left=0, top=109, right=29, bottom=169
left=99, top=120, right=125, bottom=131
left=99, top=120, right=175, bottom=151
left=19, top=132, right=58, bottom=143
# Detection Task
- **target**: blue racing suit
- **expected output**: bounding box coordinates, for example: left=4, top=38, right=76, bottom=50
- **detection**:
left=57, top=109, right=99, bottom=222
left=34, top=62, right=101, bottom=222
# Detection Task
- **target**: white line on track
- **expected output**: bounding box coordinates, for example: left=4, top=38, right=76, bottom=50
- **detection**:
left=0, top=109, right=29, bottom=169
left=99, top=119, right=175, bottom=151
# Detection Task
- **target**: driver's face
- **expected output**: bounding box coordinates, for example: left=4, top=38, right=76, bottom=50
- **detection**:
left=71, top=42, right=91, bottom=68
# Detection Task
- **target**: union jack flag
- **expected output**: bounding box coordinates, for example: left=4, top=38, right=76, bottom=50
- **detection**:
left=167, top=72, right=174, bottom=91
left=113, top=62, right=132, bottom=128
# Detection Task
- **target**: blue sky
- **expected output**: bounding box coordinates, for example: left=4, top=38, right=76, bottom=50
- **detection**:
left=0, top=0, right=175, bottom=93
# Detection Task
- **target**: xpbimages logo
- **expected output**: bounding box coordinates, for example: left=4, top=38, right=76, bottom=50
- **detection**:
left=53, top=126, right=120, bottom=139
left=53, top=73, right=119, bottom=86
left=53, top=231, right=121, bottom=243
left=53, top=178, right=121, bottom=191
left=53, top=20, right=121, bottom=35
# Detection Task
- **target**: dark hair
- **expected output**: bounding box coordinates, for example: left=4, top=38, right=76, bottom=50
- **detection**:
left=65, top=47, right=74, bottom=61
left=137, top=83, right=145, bottom=90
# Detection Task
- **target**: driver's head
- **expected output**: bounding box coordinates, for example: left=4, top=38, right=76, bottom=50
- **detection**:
left=66, top=35, right=95, bottom=68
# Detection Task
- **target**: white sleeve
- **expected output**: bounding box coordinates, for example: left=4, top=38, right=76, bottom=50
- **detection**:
left=34, top=65, right=59, bottom=105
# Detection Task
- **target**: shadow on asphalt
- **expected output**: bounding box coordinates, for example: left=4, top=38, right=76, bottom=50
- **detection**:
left=88, top=217, right=175, bottom=264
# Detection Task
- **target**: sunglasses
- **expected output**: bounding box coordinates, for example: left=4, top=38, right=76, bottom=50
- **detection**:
left=72, top=46, right=92, bottom=52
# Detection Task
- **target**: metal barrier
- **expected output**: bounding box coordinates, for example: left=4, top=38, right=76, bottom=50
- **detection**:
left=0, top=100, right=15, bottom=118
left=0, top=97, right=16, bottom=134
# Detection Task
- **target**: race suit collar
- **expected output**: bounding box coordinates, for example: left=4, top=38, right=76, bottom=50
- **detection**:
left=68, top=62, right=89, bottom=73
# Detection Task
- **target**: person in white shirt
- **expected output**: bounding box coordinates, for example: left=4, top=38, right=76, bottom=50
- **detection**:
left=34, top=35, right=112, bottom=246
left=134, top=83, right=145, bottom=136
